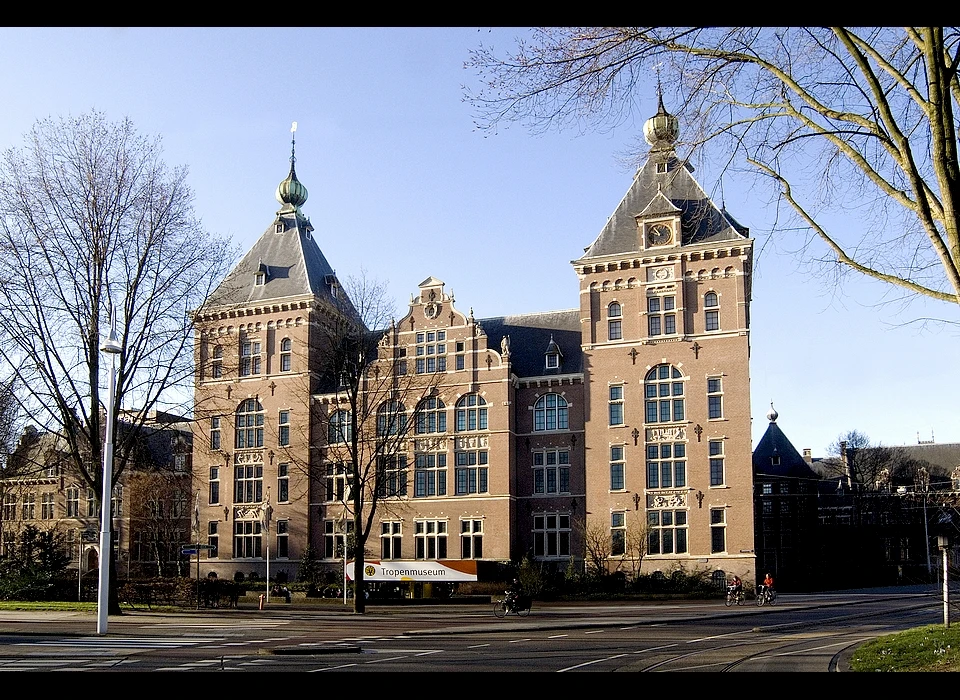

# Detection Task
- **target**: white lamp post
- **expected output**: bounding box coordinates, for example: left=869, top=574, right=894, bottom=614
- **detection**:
left=97, top=302, right=122, bottom=635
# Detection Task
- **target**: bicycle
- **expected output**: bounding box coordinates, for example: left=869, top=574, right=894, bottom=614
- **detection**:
left=724, top=586, right=745, bottom=606
left=493, top=592, right=532, bottom=617
left=756, top=585, right=778, bottom=606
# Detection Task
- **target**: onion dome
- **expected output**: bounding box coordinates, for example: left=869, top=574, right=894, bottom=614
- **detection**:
left=643, top=92, right=679, bottom=150
left=276, top=122, right=308, bottom=208
left=766, top=401, right=779, bottom=423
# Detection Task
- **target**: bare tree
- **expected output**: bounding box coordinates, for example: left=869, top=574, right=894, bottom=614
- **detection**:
left=467, top=28, right=960, bottom=309
left=577, top=516, right=618, bottom=581
left=0, top=111, right=233, bottom=610
left=319, top=272, right=442, bottom=613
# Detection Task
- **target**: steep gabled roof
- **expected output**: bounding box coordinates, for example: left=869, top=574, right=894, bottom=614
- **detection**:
left=478, top=309, right=583, bottom=378
left=753, top=412, right=821, bottom=481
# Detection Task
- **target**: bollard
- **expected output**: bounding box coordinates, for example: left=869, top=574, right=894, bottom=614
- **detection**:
left=259, top=593, right=265, bottom=610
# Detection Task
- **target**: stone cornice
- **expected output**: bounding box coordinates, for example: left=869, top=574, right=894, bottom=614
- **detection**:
left=574, top=242, right=753, bottom=276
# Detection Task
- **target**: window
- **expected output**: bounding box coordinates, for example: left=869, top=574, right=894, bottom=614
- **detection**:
left=2, top=494, right=15, bottom=521
left=645, top=442, right=686, bottom=488
left=415, top=330, right=447, bottom=374
left=328, top=410, right=352, bottom=444
left=234, top=520, right=262, bottom=558
left=608, top=302, right=622, bottom=340
left=609, top=385, right=624, bottom=425
left=533, top=449, right=570, bottom=494
left=235, top=399, right=264, bottom=449
left=455, top=341, right=465, bottom=371
left=761, top=482, right=773, bottom=495
left=709, top=440, right=725, bottom=486
left=209, top=467, right=220, bottom=504
left=254, top=271, right=265, bottom=286
left=278, top=463, right=289, bottom=502
left=65, top=529, right=77, bottom=559
left=705, top=292, right=720, bottom=331
left=280, top=338, right=291, bottom=372
left=610, top=445, right=625, bottom=490
left=208, top=521, right=219, bottom=557
left=22, top=493, right=35, bottom=520
left=234, top=462, right=263, bottom=504
left=711, top=508, right=726, bottom=553
left=647, top=295, right=676, bottom=336
left=381, top=521, right=402, bottom=559
left=708, top=376, right=723, bottom=419
left=647, top=509, right=688, bottom=554
left=461, top=519, right=483, bottom=559
left=324, top=462, right=350, bottom=503
left=414, top=453, right=447, bottom=497
left=41, top=493, right=55, bottom=520
left=111, top=485, right=122, bottom=518
left=455, top=451, right=488, bottom=494
left=278, top=410, right=290, bottom=446
left=86, top=488, right=96, bottom=517
left=377, top=401, right=407, bottom=437
left=323, top=518, right=353, bottom=559
left=378, top=455, right=407, bottom=497
left=415, top=519, right=448, bottom=559
left=415, top=397, right=447, bottom=434
left=240, top=339, right=262, bottom=376
left=210, top=346, right=223, bottom=379
left=1, top=531, right=13, bottom=557
left=277, top=520, right=288, bottom=558
left=66, top=486, right=79, bottom=517
left=210, top=417, right=221, bottom=450
left=611, top=511, right=626, bottom=555
left=544, top=336, right=562, bottom=370
left=533, top=512, right=571, bottom=558
left=534, top=393, right=568, bottom=431
left=644, top=365, right=685, bottom=424
left=455, top=394, right=487, bottom=432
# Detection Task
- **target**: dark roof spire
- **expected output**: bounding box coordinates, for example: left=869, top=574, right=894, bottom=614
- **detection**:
left=276, top=121, right=308, bottom=209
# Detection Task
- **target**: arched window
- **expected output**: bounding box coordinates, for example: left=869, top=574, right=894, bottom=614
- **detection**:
left=280, top=338, right=292, bottom=372
left=235, top=398, right=264, bottom=448
left=704, top=292, right=720, bottom=331
left=608, top=302, right=622, bottom=340
left=455, top=394, right=487, bottom=431
left=377, top=401, right=407, bottom=437
left=644, top=365, right=684, bottom=424
left=328, top=409, right=352, bottom=444
left=534, top=394, right=568, bottom=431
left=416, top=397, right=447, bottom=434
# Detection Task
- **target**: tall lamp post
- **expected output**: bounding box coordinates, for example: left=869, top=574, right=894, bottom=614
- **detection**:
left=97, top=302, right=122, bottom=635
left=938, top=534, right=951, bottom=629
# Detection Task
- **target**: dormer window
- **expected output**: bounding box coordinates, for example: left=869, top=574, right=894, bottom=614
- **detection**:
left=275, top=222, right=283, bottom=233
left=254, top=272, right=265, bottom=286
left=546, top=354, right=559, bottom=369
left=544, top=335, right=562, bottom=370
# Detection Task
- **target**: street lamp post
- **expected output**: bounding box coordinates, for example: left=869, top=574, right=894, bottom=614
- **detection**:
left=939, top=534, right=951, bottom=629
left=97, top=302, right=122, bottom=635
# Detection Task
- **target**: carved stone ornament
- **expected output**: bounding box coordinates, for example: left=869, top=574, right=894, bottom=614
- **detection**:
left=646, top=426, right=687, bottom=442
left=424, top=302, right=440, bottom=319
left=650, top=491, right=687, bottom=508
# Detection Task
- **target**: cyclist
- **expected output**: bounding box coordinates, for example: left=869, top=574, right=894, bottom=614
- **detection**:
left=505, top=578, right=522, bottom=611
left=762, top=573, right=775, bottom=593
left=728, top=575, right=743, bottom=601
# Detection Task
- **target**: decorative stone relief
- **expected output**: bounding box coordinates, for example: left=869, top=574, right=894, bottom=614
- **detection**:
left=645, top=426, right=687, bottom=442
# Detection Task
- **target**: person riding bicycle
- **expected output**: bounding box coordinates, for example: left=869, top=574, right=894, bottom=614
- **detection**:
left=728, top=575, right=743, bottom=600
left=505, top=578, right=523, bottom=611
left=762, top=573, right=775, bottom=594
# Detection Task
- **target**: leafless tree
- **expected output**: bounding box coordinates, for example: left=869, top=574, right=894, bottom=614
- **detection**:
left=467, top=28, right=960, bottom=310
left=577, top=516, right=618, bottom=580
left=0, top=111, right=233, bottom=610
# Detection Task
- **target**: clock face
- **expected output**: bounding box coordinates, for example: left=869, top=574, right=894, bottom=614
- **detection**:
left=647, top=224, right=672, bottom=247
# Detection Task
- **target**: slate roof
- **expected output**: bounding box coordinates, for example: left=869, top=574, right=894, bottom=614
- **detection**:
left=476, top=310, right=583, bottom=378
left=753, top=420, right=821, bottom=481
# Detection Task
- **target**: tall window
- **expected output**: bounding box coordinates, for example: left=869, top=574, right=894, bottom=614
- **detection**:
left=704, top=292, right=720, bottom=331
left=279, top=338, right=292, bottom=372
left=608, top=302, right=622, bottom=340
left=533, top=449, right=570, bottom=494
left=610, top=445, right=625, bottom=490
left=86, top=488, right=96, bottom=517
left=110, top=485, right=122, bottom=518
left=234, top=463, right=263, bottom=503
left=648, top=509, right=688, bottom=554
left=207, top=522, right=219, bottom=557
left=235, top=399, right=264, bottom=448
left=234, top=520, right=262, bottom=558
left=711, top=508, right=726, bottom=553
left=461, top=519, right=483, bottom=559
left=455, top=394, right=487, bottom=431
left=414, top=453, right=447, bottom=497
left=240, top=339, right=262, bottom=376
left=65, top=486, right=79, bottom=517
left=22, top=493, right=35, bottom=520
left=455, top=451, right=488, bottom=494
left=210, top=417, right=221, bottom=450
left=611, top=511, right=626, bottom=555
left=2, top=494, right=15, bottom=520
left=644, top=365, right=685, bottom=424
left=415, top=330, right=447, bottom=374
left=609, top=385, right=624, bottom=425
left=328, top=410, right=352, bottom=444
left=278, top=462, right=289, bottom=502
left=324, top=518, right=353, bottom=559
left=324, top=462, right=349, bottom=502
left=209, top=467, right=220, bottom=504
left=415, top=519, right=447, bottom=559
left=647, top=295, right=676, bottom=336
left=277, top=520, right=289, bottom=558
left=533, top=512, right=571, bottom=558
left=416, top=397, right=447, bottom=434
left=708, top=376, right=723, bottom=419
left=455, top=341, right=465, bottom=371
left=377, top=401, right=407, bottom=437
left=278, top=410, right=290, bottom=446
left=534, top=394, right=568, bottom=431
left=41, top=493, right=55, bottom=520
left=210, top=346, right=223, bottom=379
left=709, top=441, right=725, bottom=486
left=381, top=521, right=402, bottom=559
left=378, top=455, right=407, bottom=497
left=646, top=442, right=686, bottom=488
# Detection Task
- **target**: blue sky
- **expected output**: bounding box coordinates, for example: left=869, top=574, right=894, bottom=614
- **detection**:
left=0, top=27, right=956, bottom=455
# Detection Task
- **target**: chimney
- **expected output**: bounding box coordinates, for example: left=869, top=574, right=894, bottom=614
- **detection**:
left=802, top=448, right=812, bottom=462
